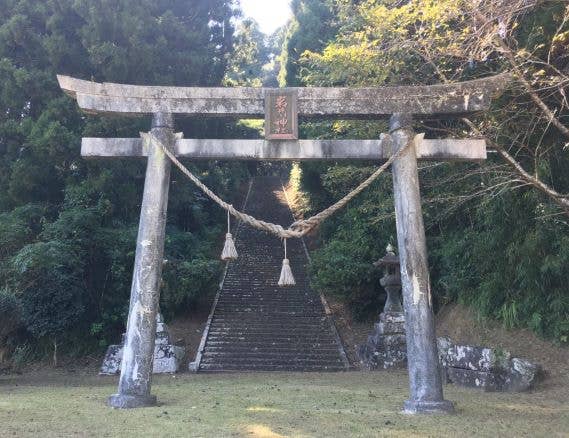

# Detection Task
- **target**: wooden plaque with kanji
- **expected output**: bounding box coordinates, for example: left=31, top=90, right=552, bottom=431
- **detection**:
left=264, top=90, right=298, bottom=140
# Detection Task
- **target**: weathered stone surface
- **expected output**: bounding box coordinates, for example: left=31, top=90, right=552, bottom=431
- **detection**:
left=109, top=116, right=173, bottom=408
left=107, top=394, right=157, bottom=409
left=382, top=334, right=407, bottom=348
left=101, top=315, right=184, bottom=375
left=101, top=343, right=185, bottom=375
left=107, top=113, right=174, bottom=409
left=153, top=344, right=185, bottom=373
left=380, top=312, right=406, bottom=324
left=441, top=344, right=511, bottom=372
left=438, top=337, right=543, bottom=392
left=390, top=114, right=452, bottom=414
left=155, top=330, right=170, bottom=346
left=80, top=137, right=487, bottom=162
left=446, top=368, right=499, bottom=391
left=437, top=336, right=453, bottom=354
left=375, top=320, right=406, bottom=335
left=101, top=345, right=123, bottom=375
left=403, top=399, right=455, bottom=415
left=58, top=73, right=511, bottom=117
left=358, top=311, right=407, bottom=370
left=503, top=358, right=543, bottom=392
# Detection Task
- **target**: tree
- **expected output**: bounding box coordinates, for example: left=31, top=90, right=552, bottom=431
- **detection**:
left=278, top=0, right=339, bottom=86
left=292, top=0, right=569, bottom=341
left=224, top=18, right=269, bottom=86
left=11, top=241, right=86, bottom=366
left=0, top=288, right=22, bottom=363
left=0, top=0, right=244, bottom=360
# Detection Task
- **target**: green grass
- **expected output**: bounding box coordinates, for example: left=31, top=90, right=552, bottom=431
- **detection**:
left=1, top=370, right=567, bottom=437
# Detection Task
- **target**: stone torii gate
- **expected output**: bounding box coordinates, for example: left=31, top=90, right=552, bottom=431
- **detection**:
left=58, top=73, right=509, bottom=413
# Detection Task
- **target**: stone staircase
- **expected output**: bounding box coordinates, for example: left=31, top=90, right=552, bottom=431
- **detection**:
left=193, top=176, right=349, bottom=372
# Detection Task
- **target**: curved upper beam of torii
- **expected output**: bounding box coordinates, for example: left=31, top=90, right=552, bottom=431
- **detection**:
left=57, top=73, right=511, bottom=118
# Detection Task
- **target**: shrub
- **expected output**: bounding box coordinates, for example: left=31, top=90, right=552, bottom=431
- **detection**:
left=11, top=241, right=86, bottom=365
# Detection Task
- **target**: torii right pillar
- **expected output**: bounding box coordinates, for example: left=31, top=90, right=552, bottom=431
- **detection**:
left=390, top=113, right=454, bottom=414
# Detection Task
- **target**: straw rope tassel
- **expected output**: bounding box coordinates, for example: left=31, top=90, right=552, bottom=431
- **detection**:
left=278, top=238, right=296, bottom=287
left=221, top=208, right=238, bottom=261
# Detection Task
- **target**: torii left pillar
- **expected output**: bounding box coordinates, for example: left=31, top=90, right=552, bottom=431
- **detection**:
left=108, top=112, right=174, bottom=408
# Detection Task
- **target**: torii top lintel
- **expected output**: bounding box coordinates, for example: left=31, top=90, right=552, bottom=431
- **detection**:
left=57, top=73, right=511, bottom=119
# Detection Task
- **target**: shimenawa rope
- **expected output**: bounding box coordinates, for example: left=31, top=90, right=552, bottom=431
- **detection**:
left=141, top=131, right=418, bottom=240
left=142, top=130, right=417, bottom=286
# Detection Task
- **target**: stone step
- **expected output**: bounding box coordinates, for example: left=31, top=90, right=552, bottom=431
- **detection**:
left=200, top=358, right=345, bottom=368
left=200, top=354, right=343, bottom=362
left=199, top=363, right=346, bottom=372
left=207, top=325, right=332, bottom=332
left=201, top=351, right=343, bottom=360
left=206, top=326, right=331, bottom=334
left=206, top=328, right=333, bottom=336
left=211, top=315, right=328, bottom=321
left=205, top=336, right=337, bottom=342
left=208, top=323, right=330, bottom=331
left=214, top=301, right=320, bottom=307
left=216, top=299, right=313, bottom=304
left=202, top=345, right=342, bottom=354
left=204, top=341, right=339, bottom=349
left=206, top=340, right=337, bottom=346
left=205, top=328, right=335, bottom=336
left=211, top=306, right=317, bottom=316
left=216, top=296, right=319, bottom=303
left=207, top=326, right=330, bottom=333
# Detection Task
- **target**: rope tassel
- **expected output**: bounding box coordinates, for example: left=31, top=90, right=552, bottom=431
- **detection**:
left=278, top=239, right=296, bottom=287
left=221, top=209, right=238, bottom=261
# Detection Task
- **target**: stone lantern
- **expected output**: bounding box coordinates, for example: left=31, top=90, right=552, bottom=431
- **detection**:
left=374, top=244, right=403, bottom=313
left=357, top=245, right=407, bottom=370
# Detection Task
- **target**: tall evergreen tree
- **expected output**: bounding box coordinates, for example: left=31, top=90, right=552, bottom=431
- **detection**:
left=278, top=0, right=338, bottom=86
left=0, top=0, right=243, bottom=362
left=224, top=18, right=268, bottom=86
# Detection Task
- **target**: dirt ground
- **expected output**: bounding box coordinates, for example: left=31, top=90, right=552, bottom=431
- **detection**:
left=168, top=305, right=212, bottom=367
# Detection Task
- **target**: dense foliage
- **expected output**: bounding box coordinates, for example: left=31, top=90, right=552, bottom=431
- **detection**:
left=0, top=0, right=247, bottom=363
left=282, top=0, right=569, bottom=342
left=278, top=0, right=339, bottom=86
left=226, top=17, right=286, bottom=88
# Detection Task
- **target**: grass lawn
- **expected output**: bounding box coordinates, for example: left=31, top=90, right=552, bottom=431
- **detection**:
left=1, top=370, right=567, bottom=437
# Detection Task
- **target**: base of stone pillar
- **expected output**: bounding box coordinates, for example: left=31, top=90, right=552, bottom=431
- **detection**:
left=107, top=393, right=157, bottom=409
left=403, top=399, right=455, bottom=415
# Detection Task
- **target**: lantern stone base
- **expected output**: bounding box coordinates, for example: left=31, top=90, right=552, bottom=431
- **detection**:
left=101, top=315, right=185, bottom=375
left=358, top=311, right=407, bottom=370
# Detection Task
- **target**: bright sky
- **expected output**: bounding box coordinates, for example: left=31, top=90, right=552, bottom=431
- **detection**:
left=240, top=0, right=292, bottom=34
